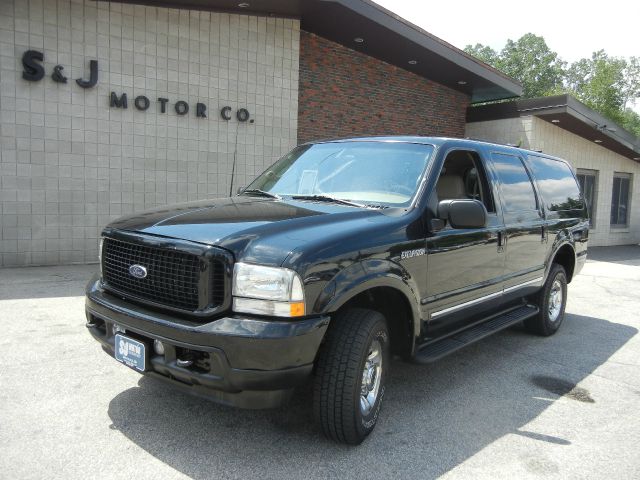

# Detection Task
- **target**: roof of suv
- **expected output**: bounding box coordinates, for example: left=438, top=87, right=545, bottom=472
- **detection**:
left=311, top=136, right=567, bottom=162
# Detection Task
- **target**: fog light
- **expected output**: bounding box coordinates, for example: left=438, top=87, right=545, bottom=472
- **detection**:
left=153, top=339, right=165, bottom=355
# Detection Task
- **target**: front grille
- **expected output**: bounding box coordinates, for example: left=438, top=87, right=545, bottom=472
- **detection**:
left=102, top=237, right=205, bottom=311
left=210, top=259, right=225, bottom=307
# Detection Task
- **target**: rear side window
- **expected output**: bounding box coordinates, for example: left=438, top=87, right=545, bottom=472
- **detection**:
left=490, top=153, right=538, bottom=211
left=527, top=155, right=582, bottom=213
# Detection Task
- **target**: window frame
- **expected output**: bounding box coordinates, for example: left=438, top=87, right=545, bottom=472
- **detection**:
left=610, top=172, right=632, bottom=228
left=577, top=169, right=598, bottom=229
left=436, top=148, right=497, bottom=215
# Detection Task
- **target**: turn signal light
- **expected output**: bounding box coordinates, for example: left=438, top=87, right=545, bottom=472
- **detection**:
left=290, top=302, right=305, bottom=317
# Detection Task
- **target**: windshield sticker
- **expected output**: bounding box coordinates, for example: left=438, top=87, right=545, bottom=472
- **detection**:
left=298, top=170, right=318, bottom=194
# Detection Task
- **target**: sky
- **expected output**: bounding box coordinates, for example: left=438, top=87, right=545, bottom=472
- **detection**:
left=373, top=0, right=639, bottom=63
left=373, top=0, right=639, bottom=112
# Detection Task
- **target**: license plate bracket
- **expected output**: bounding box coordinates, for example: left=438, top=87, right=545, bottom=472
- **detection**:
left=114, top=334, right=147, bottom=372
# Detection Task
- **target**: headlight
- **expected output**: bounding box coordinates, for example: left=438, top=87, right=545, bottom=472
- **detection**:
left=232, top=263, right=305, bottom=317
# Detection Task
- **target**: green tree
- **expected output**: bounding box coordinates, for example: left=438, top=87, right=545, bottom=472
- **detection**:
left=621, top=56, right=640, bottom=109
left=464, top=34, right=565, bottom=98
left=619, top=109, right=640, bottom=137
left=565, top=52, right=640, bottom=135
left=498, top=34, right=566, bottom=98
left=566, top=50, right=626, bottom=123
left=464, top=35, right=640, bottom=137
left=464, top=43, right=500, bottom=66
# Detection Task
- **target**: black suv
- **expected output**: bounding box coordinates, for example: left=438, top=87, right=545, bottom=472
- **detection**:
left=86, top=137, right=588, bottom=444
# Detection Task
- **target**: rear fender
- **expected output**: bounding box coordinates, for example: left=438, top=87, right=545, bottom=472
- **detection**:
left=545, top=233, right=577, bottom=282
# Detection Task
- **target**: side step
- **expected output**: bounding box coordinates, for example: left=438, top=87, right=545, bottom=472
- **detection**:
left=413, top=304, right=539, bottom=364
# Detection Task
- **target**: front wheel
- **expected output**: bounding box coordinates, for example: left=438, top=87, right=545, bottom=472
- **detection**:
left=313, top=308, right=389, bottom=445
left=525, top=264, right=568, bottom=336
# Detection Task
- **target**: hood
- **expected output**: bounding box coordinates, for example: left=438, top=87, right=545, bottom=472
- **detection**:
left=106, top=196, right=385, bottom=266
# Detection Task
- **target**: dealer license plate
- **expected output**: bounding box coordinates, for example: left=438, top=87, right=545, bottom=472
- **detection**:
left=114, top=334, right=146, bottom=372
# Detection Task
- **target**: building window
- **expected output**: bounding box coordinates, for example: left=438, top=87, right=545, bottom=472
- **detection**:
left=577, top=169, right=597, bottom=227
left=610, top=173, right=632, bottom=227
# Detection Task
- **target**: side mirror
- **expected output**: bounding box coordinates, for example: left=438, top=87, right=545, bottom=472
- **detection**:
left=236, top=186, right=245, bottom=194
left=437, top=199, right=487, bottom=229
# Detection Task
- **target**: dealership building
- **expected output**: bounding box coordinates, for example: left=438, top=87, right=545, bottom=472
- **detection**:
left=0, top=0, right=521, bottom=266
left=0, top=0, right=638, bottom=266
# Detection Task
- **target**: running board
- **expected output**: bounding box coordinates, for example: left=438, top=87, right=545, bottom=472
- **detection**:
left=413, top=304, right=539, bottom=364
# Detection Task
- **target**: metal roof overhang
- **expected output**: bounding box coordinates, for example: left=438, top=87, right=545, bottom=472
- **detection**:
left=109, top=0, right=522, bottom=103
left=467, top=94, right=640, bottom=162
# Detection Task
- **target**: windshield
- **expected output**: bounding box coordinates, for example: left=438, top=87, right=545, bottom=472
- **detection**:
left=245, top=141, right=434, bottom=207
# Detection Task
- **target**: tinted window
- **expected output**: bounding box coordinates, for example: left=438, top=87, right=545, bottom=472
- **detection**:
left=527, top=155, right=582, bottom=212
left=491, top=153, right=537, bottom=211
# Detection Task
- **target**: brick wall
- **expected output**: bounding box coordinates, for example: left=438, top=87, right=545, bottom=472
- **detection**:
left=298, top=31, right=469, bottom=144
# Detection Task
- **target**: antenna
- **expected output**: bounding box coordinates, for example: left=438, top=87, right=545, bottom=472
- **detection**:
left=229, top=121, right=240, bottom=197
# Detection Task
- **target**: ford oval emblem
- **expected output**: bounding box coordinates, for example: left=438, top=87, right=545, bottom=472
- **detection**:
left=129, top=264, right=148, bottom=279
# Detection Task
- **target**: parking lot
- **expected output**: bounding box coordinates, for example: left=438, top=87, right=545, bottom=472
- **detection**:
left=1, top=246, right=639, bottom=479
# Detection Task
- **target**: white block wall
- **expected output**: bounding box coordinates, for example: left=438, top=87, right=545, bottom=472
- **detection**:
left=466, top=117, right=640, bottom=247
left=0, top=0, right=300, bottom=266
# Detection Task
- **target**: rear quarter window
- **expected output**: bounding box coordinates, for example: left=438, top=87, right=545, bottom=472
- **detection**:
left=490, top=152, right=538, bottom=212
left=527, top=155, right=583, bottom=216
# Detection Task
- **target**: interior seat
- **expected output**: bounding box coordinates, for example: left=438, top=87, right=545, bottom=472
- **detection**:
left=436, top=174, right=466, bottom=200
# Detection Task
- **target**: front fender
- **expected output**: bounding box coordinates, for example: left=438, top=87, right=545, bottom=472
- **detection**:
left=314, top=259, right=422, bottom=339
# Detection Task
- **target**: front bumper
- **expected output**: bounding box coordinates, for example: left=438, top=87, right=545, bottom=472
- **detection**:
left=85, top=275, right=329, bottom=408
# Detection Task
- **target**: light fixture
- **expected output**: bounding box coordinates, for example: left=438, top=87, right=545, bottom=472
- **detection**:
left=596, top=124, right=616, bottom=133
left=594, top=139, right=603, bottom=143
left=551, top=119, right=560, bottom=123
left=457, top=80, right=467, bottom=85
left=354, top=37, right=364, bottom=43
left=634, top=157, right=640, bottom=160
left=408, top=59, right=418, bottom=65
left=238, top=2, right=250, bottom=7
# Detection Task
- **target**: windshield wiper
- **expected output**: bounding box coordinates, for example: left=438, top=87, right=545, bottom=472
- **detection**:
left=291, top=194, right=367, bottom=208
left=241, top=189, right=281, bottom=199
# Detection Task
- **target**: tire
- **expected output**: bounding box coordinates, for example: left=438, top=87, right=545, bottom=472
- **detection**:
left=313, top=308, right=389, bottom=445
left=524, top=264, right=568, bottom=336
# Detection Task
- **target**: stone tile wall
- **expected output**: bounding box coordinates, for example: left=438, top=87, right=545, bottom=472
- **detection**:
left=0, top=0, right=299, bottom=266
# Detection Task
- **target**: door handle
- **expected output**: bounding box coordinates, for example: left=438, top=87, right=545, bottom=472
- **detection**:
left=497, top=230, right=506, bottom=252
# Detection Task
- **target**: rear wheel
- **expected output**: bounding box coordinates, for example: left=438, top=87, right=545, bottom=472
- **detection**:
left=525, top=264, right=567, bottom=336
left=313, top=308, right=389, bottom=445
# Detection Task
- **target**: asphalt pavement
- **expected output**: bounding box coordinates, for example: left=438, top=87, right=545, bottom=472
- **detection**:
left=1, top=246, right=639, bottom=479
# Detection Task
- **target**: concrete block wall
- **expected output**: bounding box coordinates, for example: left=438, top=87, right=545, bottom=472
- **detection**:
left=466, top=117, right=640, bottom=247
left=0, top=0, right=300, bottom=266
left=465, top=117, right=534, bottom=150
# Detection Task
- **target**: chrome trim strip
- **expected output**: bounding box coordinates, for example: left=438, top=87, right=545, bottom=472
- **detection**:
left=503, top=277, right=543, bottom=294
left=431, top=291, right=503, bottom=319
left=430, top=277, right=544, bottom=319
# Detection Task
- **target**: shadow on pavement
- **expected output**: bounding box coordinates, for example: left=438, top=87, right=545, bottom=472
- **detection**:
left=108, top=313, right=637, bottom=479
left=587, top=245, right=640, bottom=265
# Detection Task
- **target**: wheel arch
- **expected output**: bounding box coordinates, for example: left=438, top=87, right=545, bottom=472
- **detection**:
left=549, top=241, right=577, bottom=283
left=316, top=262, right=421, bottom=358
